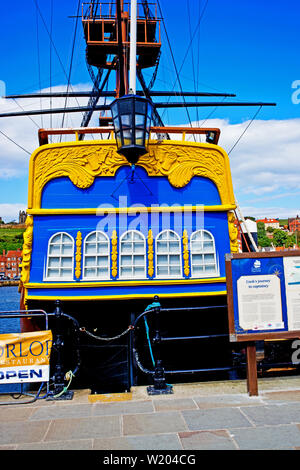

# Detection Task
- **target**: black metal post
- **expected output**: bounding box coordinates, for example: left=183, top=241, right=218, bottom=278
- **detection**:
left=147, top=296, right=173, bottom=395
left=47, top=300, right=74, bottom=400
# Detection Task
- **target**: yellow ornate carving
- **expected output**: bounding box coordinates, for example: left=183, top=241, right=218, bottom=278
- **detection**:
left=228, top=211, right=239, bottom=253
left=21, top=216, right=33, bottom=285
left=147, top=229, right=154, bottom=277
left=28, top=140, right=235, bottom=209
left=75, top=231, right=82, bottom=279
left=182, top=229, right=190, bottom=276
left=111, top=230, right=118, bottom=278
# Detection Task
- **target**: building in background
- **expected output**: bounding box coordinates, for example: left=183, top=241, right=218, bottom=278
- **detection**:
left=256, top=218, right=280, bottom=230
left=288, top=216, right=300, bottom=233
left=0, top=249, right=22, bottom=279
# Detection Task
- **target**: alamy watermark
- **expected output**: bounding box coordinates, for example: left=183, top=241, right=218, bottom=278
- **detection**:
left=95, top=196, right=205, bottom=236
left=291, top=80, right=300, bottom=104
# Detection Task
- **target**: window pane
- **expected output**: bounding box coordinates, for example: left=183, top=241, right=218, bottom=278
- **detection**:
left=157, top=266, right=168, bottom=275
left=84, top=268, right=96, bottom=278
left=169, top=241, right=180, bottom=253
left=85, top=256, right=96, bottom=267
left=47, top=268, right=59, bottom=278
left=121, top=255, right=132, bottom=266
left=97, top=267, right=109, bottom=277
left=62, top=234, right=72, bottom=243
left=157, top=255, right=168, bottom=264
left=97, top=256, right=108, bottom=267
left=120, top=267, right=132, bottom=276
left=170, top=255, right=180, bottom=265
left=61, top=244, right=73, bottom=255
left=157, top=241, right=168, bottom=253
left=49, top=244, right=60, bottom=255
left=170, top=266, right=181, bottom=275
left=133, top=255, right=145, bottom=266
left=61, top=258, right=72, bottom=267
left=51, top=234, right=62, bottom=244
left=121, top=242, right=132, bottom=253
left=61, top=269, right=72, bottom=278
left=86, top=243, right=97, bottom=254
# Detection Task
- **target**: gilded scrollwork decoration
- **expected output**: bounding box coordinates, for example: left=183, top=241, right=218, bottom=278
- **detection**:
left=21, top=215, right=33, bottom=285
left=29, top=141, right=235, bottom=209
left=228, top=211, right=239, bottom=253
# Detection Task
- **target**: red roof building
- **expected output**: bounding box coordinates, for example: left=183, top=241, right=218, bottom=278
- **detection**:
left=256, top=218, right=280, bottom=229
left=0, top=249, right=22, bottom=279
left=289, top=216, right=300, bottom=233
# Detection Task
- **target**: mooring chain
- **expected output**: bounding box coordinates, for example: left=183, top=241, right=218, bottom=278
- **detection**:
left=79, top=325, right=134, bottom=342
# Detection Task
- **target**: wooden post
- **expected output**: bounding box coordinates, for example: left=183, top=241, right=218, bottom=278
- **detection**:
left=246, top=342, right=258, bottom=396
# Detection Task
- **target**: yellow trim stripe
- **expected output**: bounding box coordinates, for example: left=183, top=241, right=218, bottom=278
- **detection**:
left=25, top=277, right=226, bottom=289
left=26, top=291, right=227, bottom=302
left=27, top=205, right=236, bottom=216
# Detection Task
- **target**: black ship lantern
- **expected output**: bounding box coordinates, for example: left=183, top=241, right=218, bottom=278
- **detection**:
left=110, top=94, right=153, bottom=164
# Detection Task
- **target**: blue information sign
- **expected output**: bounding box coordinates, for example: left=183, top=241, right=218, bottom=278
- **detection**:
left=226, top=251, right=300, bottom=341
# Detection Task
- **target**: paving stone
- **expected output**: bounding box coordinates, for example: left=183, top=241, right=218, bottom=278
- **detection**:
left=241, top=403, right=300, bottom=426
left=230, top=424, right=300, bottom=450
left=0, top=420, right=50, bottom=445
left=179, top=430, right=237, bottom=450
left=262, top=390, right=300, bottom=404
left=18, top=439, right=93, bottom=450
left=193, top=394, right=263, bottom=409
left=44, top=416, right=121, bottom=441
left=92, top=400, right=154, bottom=416
left=30, top=404, right=92, bottom=420
left=0, top=406, right=34, bottom=422
left=94, top=434, right=182, bottom=450
left=153, top=398, right=197, bottom=412
left=123, top=412, right=187, bottom=436
left=182, top=407, right=253, bottom=431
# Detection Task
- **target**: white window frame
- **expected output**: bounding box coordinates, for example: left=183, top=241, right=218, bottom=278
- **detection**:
left=119, top=230, right=147, bottom=279
left=45, top=232, right=74, bottom=281
left=155, top=229, right=183, bottom=279
left=190, top=229, right=219, bottom=278
left=82, top=231, right=110, bottom=280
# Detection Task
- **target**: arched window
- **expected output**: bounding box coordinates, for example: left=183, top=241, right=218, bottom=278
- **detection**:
left=156, top=230, right=182, bottom=278
left=119, top=231, right=146, bottom=279
left=46, top=232, right=74, bottom=280
left=83, top=231, right=110, bottom=279
left=190, top=230, right=218, bottom=277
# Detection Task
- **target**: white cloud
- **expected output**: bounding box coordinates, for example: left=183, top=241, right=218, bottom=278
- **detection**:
left=0, top=88, right=300, bottom=220
left=0, top=204, right=27, bottom=223
left=0, top=83, right=100, bottom=179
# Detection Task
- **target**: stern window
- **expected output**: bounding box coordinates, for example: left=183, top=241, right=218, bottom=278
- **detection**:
left=46, top=233, right=74, bottom=280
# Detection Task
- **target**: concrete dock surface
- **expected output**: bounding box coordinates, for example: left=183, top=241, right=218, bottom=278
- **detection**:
left=2, top=376, right=300, bottom=450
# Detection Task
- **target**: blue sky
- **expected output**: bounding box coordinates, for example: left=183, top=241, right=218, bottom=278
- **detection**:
left=0, top=0, right=300, bottom=221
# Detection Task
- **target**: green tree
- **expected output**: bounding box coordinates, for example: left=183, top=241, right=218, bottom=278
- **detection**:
left=272, top=229, right=288, bottom=247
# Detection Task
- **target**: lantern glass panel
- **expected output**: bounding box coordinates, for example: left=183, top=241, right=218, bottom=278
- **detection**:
left=119, top=100, right=132, bottom=115
left=121, top=114, right=132, bottom=127
left=111, top=102, right=118, bottom=119
left=116, top=132, right=122, bottom=147
left=135, top=114, right=145, bottom=127
left=135, top=130, right=145, bottom=146
left=123, top=129, right=133, bottom=146
left=135, top=100, right=146, bottom=115
left=113, top=116, right=120, bottom=132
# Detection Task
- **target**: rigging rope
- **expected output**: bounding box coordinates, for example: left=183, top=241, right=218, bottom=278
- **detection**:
left=0, top=130, right=31, bottom=155
left=60, top=0, right=81, bottom=137
left=157, top=0, right=196, bottom=141
left=33, top=0, right=84, bottom=120
left=35, top=5, right=43, bottom=128
left=228, top=105, right=262, bottom=155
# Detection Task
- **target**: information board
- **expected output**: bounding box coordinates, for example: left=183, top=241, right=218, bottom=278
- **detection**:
left=226, top=251, right=300, bottom=342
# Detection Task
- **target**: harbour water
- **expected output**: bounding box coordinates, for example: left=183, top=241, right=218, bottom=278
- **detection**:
left=0, top=286, right=22, bottom=394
